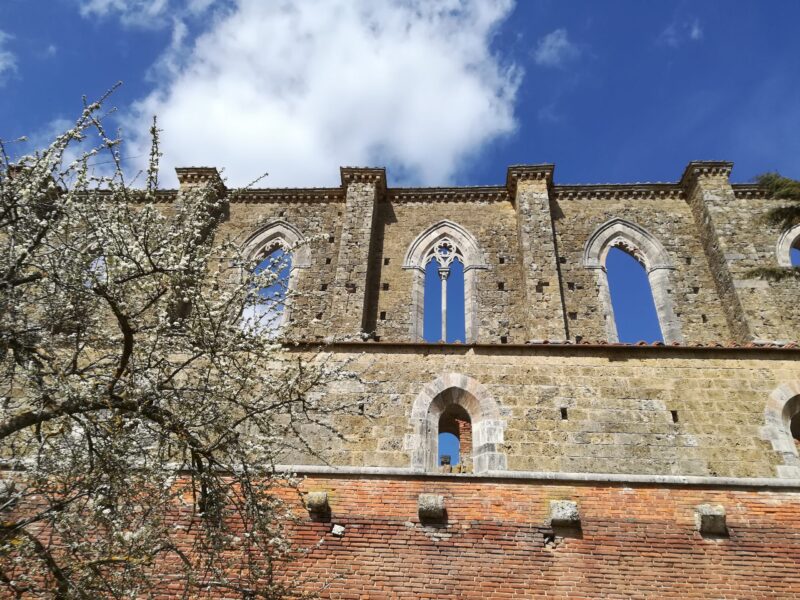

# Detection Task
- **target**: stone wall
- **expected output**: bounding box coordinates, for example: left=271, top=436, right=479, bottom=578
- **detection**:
left=199, top=161, right=800, bottom=346
left=281, top=344, right=800, bottom=479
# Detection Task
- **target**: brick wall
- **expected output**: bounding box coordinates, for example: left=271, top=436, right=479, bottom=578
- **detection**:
left=278, top=475, right=800, bottom=598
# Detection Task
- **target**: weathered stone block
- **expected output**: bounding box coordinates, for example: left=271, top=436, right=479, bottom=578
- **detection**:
left=549, top=500, right=580, bottom=527
left=305, top=491, right=329, bottom=514
left=418, top=493, right=445, bottom=521
left=695, top=504, right=728, bottom=535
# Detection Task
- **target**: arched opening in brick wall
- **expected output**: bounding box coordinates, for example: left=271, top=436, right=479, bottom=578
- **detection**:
left=409, top=373, right=505, bottom=474
left=437, top=404, right=472, bottom=470
left=583, top=218, right=683, bottom=344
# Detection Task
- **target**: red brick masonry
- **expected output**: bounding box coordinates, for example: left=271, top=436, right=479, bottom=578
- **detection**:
left=278, top=475, right=800, bottom=599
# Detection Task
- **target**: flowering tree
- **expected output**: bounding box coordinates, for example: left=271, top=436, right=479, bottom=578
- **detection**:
left=0, top=90, right=357, bottom=598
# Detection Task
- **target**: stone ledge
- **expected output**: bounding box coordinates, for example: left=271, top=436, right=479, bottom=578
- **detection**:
left=273, top=464, right=800, bottom=489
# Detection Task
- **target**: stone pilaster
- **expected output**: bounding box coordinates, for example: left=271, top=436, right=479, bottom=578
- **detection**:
left=329, top=167, right=385, bottom=337
left=507, top=165, right=568, bottom=342
left=681, top=161, right=751, bottom=343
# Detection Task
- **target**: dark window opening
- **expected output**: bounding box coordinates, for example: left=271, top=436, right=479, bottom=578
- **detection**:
left=499, top=256, right=505, bottom=264
left=438, top=404, right=472, bottom=472
left=606, top=246, right=663, bottom=343
left=382, top=282, right=390, bottom=291
left=384, top=257, right=390, bottom=265
left=671, top=410, right=679, bottom=423
left=379, top=311, right=386, bottom=320
left=560, top=407, right=568, bottom=420
left=325, top=257, right=332, bottom=264
left=497, top=282, right=505, bottom=291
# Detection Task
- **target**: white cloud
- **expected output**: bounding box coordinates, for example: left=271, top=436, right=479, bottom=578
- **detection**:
left=533, top=28, right=579, bottom=68
left=0, top=31, right=17, bottom=85
left=689, top=20, right=703, bottom=41
left=77, top=0, right=172, bottom=28
left=122, top=0, right=520, bottom=187
left=658, top=18, right=703, bottom=48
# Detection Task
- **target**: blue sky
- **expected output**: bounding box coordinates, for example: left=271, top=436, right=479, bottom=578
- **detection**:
left=2, top=0, right=798, bottom=187
left=3, top=0, right=796, bottom=345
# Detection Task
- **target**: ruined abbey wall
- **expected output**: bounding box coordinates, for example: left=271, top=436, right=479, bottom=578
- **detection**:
left=281, top=345, right=800, bottom=479
left=193, top=161, right=800, bottom=347
left=172, top=162, right=800, bottom=483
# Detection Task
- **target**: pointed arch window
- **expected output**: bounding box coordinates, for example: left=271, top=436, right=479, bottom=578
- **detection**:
left=404, top=221, right=487, bottom=343
left=583, top=218, right=683, bottom=344
left=240, top=220, right=311, bottom=333
left=245, top=243, right=293, bottom=333
left=605, top=246, right=664, bottom=343
left=422, top=238, right=467, bottom=343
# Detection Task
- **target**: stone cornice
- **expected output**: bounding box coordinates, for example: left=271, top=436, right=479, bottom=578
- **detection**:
left=175, top=166, right=225, bottom=190
left=553, top=184, right=685, bottom=201
left=506, top=164, right=555, bottom=196
left=229, top=188, right=344, bottom=203
left=679, top=160, right=733, bottom=192
left=340, top=166, right=387, bottom=191
left=732, top=184, right=770, bottom=200
left=387, top=186, right=509, bottom=203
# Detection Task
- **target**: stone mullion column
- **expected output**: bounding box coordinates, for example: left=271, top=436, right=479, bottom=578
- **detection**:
left=507, top=165, right=568, bottom=342
left=681, top=161, right=751, bottom=343
left=330, top=167, right=386, bottom=338
left=439, top=267, right=449, bottom=341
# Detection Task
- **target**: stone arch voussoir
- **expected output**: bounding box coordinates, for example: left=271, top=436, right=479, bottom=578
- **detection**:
left=776, top=223, right=800, bottom=267
left=761, top=381, right=800, bottom=478
left=407, top=373, right=506, bottom=474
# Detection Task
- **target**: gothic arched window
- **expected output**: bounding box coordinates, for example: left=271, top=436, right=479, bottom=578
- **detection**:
left=583, top=218, right=683, bottom=344
left=244, top=243, right=293, bottom=333
left=422, top=238, right=467, bottom=343
left=404, top=221, right=487, bottom=343
left=605, top=246, right=663, bottom=343
left=240, top=220, right=311, bottom=333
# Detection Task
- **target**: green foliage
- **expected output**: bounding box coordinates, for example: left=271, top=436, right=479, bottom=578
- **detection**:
left=747, top=172, right=800, bottom=281
left=756, top=172, right=800, bottom=230
left=746, top=266, right=800, bottom=282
